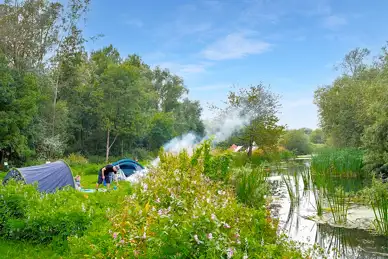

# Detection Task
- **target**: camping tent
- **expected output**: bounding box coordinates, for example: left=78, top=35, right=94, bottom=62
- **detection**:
left=112, top=159, right=144, bottom=177
left=2, top=160, right=75, bottom=193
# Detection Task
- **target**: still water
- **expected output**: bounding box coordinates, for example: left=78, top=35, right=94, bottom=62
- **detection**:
left=268, top=171, right=388, bottom=259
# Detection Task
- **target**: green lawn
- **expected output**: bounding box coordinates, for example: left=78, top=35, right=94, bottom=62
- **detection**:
left=0, top=240, right=60, bottom=259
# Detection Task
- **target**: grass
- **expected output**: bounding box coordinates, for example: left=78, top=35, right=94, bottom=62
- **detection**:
left=363, top=178, right=388, bottom=235
left=0, top=239, right=59, bottom=259
left=311, top=148, right=364, bottom=178
left=233, top=166, right=268, bottom=209
left=282, top=171, right=301, bottom=208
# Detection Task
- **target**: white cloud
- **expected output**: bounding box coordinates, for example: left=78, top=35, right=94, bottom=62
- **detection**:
left=125, top=19, right=143, bottom=28
left=155, top=61, right=211, bottom=76
left=201, top=32, right=271, bottom=60
left=323, top=15, right=347, bottom=29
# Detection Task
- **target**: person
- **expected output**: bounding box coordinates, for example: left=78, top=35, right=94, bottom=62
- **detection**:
left=96, top=164, right=119, bottom=191
left=74, top=175, right=81, bottom=190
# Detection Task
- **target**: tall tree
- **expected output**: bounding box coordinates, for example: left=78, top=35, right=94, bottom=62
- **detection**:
left=221, top=84, right=282, bottom=156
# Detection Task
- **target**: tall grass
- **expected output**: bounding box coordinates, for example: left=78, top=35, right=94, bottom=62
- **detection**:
left=300, top=167, right=311, bottom=190
left=324, top=187, right=351, bottom=224
left=282, top=171, right=301, bottom=208
left=363, top=179, right=388, bottom=235
left=311, top=148, right=364, bottom=178
left=233, top=166, right=269, bottom=209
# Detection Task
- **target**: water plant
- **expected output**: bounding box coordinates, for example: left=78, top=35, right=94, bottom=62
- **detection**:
left=282, top=171, right=301, bottom=208
left=300, top=167, right=311, bottom=190
left=324, top=186, right=351, bottom=224
left=311, top=148, right=364, bottom=178
left=233, top=165, right=269, bottom=209
left=363, top=178, right=388, bottom=235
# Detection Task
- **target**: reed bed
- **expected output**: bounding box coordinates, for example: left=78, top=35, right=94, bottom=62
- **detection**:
left=364, top=178, right=388, bottom=235
left=311, top=148, right=364, bottom=178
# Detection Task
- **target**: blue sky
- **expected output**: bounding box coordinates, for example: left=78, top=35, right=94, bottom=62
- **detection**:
left=83, top=0, right=388, bottom=129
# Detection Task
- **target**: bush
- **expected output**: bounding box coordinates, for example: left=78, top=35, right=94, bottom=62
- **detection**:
left=65, top=153, right=89, bottom=166
left=0, top=179, right=133, bottom=252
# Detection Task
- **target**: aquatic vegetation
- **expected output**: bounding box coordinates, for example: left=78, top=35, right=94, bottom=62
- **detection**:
left=363, top=179, right=388, bottom=235
left=311, top=148, right=364, bottom=178
left=233, top=165, right=269, bottom=209
left=282, top=171, right=301, bottom=208
left=324, top=187, right=351, bottom=224
left=300, top=167, right=311, bottom=190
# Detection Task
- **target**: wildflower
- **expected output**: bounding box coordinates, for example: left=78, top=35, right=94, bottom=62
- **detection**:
left=158, top=209, right=163, bottom=216
left=243, top=254, right=248, bottom=259
left=156, top=198, right=160, bottom=203
left=227, top=248, right=234, bottom=258
left=141, top=183, right=148, bottom=191
left=119, top=239, right=124, bottom=244
left=194, top=234, right=202, bottom=244
left=206, top=198, right=210, bottom=203
left=207, top=233, right=213, bottom=240
left=211, top=214, right=216, bottom=220
left=113, top=232, right=118, bottom=239
left=223, top=223, right=231, bottom=229
left=234, top=233, right=240, bottom=239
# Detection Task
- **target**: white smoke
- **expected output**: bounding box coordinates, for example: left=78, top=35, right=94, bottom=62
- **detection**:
left=126, top=108, right=252, bottom=183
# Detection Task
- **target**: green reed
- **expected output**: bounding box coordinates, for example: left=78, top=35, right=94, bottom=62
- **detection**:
left=365, top=178, right=388, bottom=235
left=311, top=148, right=364, bottom=178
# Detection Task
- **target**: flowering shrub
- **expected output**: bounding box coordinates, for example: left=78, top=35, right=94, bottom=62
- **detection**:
left=78, top=140, right=304, bottom=258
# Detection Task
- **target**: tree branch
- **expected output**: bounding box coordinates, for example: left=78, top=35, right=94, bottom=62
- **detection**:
left=108, top=134, right=118, bottom=150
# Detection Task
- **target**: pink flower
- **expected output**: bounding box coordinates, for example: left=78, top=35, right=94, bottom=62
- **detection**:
left=113, top=232, right=118, bottom=239
left=211, top=214, right=216, bottom=220
left=120, top=239, right=124, bottom=244
left=223, top=223, right=231, bottom=229
left=156, top=198, right=160, bottom=203
left=158, top=209, right=163, bottom=216
left=234, top=233, right=240, bottom=238
left=207, top=233, right=213, bottom=240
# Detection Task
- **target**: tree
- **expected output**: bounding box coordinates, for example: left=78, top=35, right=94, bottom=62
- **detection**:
left=0, top=54, right=40, bottom=162
left=282, top=129, right=311, bottom=155
left=219, top=84, right=282, bottom=156
left=310, top=129, right=325, bottom=144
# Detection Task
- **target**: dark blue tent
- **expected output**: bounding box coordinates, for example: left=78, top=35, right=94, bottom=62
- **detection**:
left=112, top=159, right=144, bottom=177
left=2, top=160, right=75, bottom=193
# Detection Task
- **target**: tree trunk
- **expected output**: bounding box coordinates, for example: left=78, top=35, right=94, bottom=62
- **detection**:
left=52, top=75, right=59, bottom=138
left=121, top=140, right=124, bottom=157
left=105, top=129, right=110, bottom=163
left=247, top=135, right=254, bottom=157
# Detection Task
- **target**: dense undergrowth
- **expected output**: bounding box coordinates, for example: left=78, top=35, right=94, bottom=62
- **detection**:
left=0, top=141, right=306, bottom=258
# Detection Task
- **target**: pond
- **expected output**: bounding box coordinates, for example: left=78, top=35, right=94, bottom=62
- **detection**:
left=267, top=164, right=388, bottom=259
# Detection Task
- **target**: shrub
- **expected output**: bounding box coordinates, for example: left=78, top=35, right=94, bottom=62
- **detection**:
left=65, top=153, right=89, bottom=166
left=0, top=179, right=133, bottom=252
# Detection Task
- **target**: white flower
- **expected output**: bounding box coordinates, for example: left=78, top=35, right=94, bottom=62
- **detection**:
left=243, top=254, right=248, bottom=259
left=211, top=214, right=216, bottom=220
left=227, top=248, right=234, bottom=258
left=223, top=223, right=231, bottom=229
left=194, top=234, right=202, bottom=244
left=207, top=233, right=213, bottom=240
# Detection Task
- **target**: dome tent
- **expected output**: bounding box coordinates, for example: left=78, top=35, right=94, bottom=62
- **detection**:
left=2, top=160, right=75, bottom=193
left=112, top=158, right=144, bottom=177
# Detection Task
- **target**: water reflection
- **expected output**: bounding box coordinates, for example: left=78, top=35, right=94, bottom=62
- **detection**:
left=268, top=171, right=388, bottom=259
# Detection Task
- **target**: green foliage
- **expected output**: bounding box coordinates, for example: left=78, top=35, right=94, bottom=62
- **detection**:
left=71, top=140, right=304, bottom=258
left=310, top=129, right=325, bottom=144
left=361, top=178, right=388, bottom=235
left=232, top=166, right=269, bottom=209
left=0, top=178, right=132, bottom=253
left=282, top=129, right=312, bottom=155
left=311, top=148, right=364, bottom=177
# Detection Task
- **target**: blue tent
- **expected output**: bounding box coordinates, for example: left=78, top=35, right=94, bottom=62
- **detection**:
left=112, top=159, right=144, bottom=177
left=2, top=160, right=75, bottom=193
